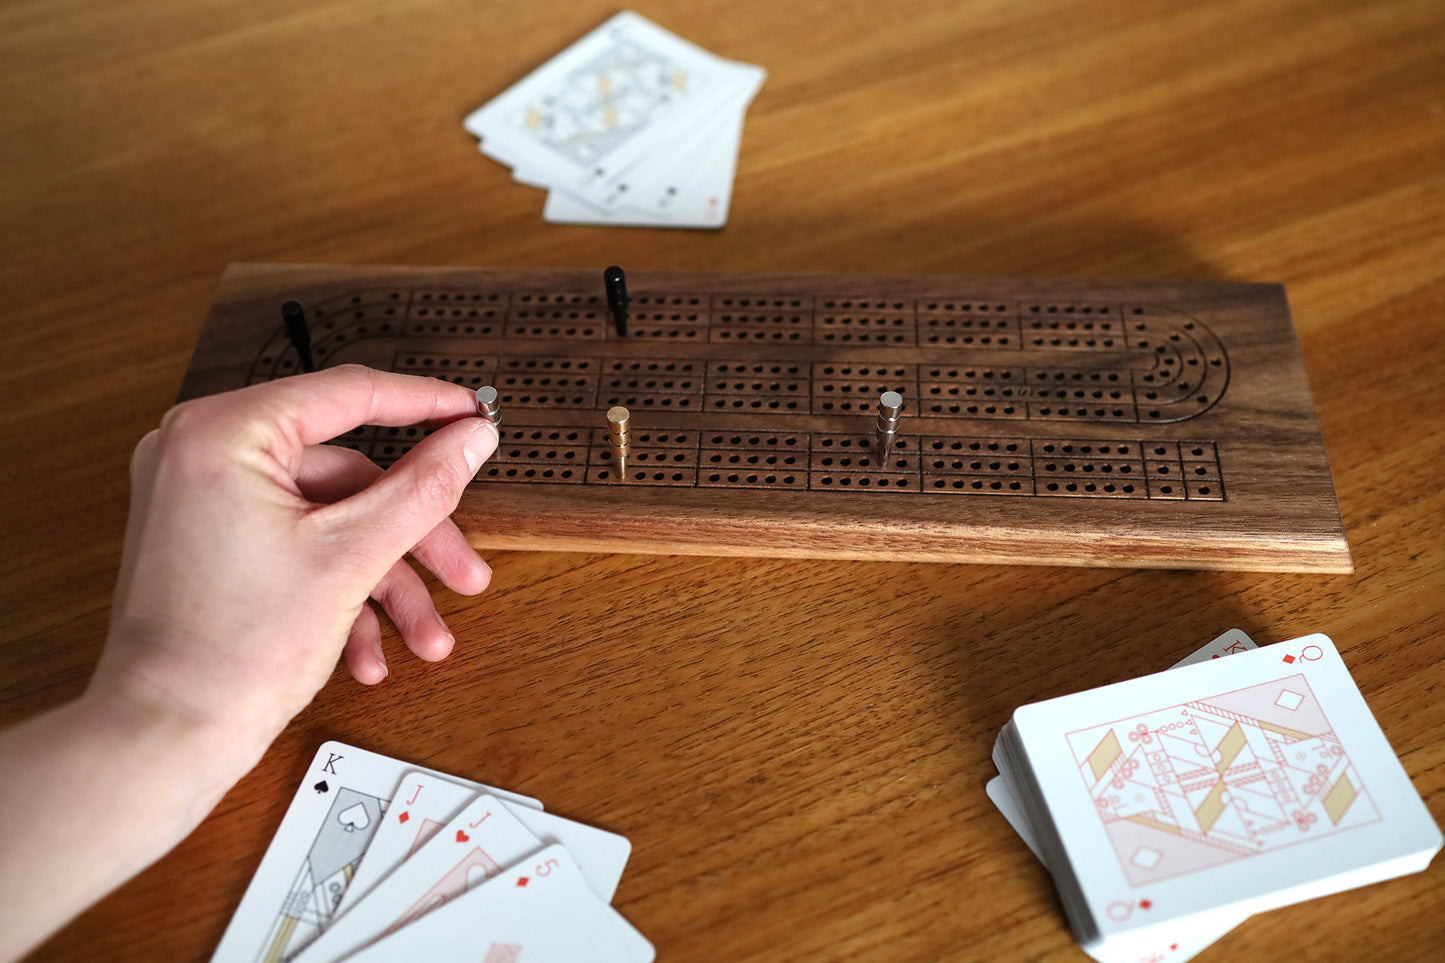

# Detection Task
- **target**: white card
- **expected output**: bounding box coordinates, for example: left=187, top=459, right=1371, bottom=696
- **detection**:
left=988, top=630, right=1259, bottom=962
left=293, top=793, right=543, bottom=963
left=209, top=742, right=538, bottom=963
left=988, top=773, right=1246, bottom=963
left=572, top=64, right=765, bottom=211
left=337, top=770, right=632, bottom=917
left=541, top=99, right=750, bottom=228
left=1011, top=634, right=1442, bottom=960
left=464, top=11, right=743, bottom=194
left=332, top=770, right=479, bottom=918
left=989, top=629, right=1260, bottom=861
left=1170, top=628, right=1258, bottom=668
left=507, top=798, right=632, bottom=903
left=1076, top=906, right=1252, bottom=963
left=343, top=844, right=655, bottom=963
left=985, top=773, right=1043, bottom=862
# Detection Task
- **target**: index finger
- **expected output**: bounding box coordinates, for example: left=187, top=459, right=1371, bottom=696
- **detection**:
left=199, top=365, right=480, bottom=448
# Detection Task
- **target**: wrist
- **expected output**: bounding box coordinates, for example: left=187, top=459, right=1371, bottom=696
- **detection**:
left=0, top=684, right=274, bottom=960
left=79, top=673, right=273, bottom=821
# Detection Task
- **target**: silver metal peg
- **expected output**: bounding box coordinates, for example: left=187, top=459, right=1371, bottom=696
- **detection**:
left=875, top=390, right=903, bottom=467
left=475, top=385, right=501, bottom=428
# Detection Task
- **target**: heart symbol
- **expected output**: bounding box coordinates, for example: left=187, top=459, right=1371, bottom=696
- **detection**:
left=313, top=780, right=329, bottom=794
left=456, top=829, right=470, bottom=843
left=337, top=803, right=370, bottom=832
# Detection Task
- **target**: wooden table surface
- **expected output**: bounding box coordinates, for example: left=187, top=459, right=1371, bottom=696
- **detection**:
left=2, top=1, right=1442, bottom=960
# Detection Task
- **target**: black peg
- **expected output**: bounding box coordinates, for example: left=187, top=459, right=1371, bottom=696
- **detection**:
left=281, top=300, right=316, bottom=373
left=603, top=265, right=628, bottom=337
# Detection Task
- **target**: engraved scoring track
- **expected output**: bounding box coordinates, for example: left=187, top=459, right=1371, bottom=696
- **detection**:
left=246, top=285, right=1229, bottom=501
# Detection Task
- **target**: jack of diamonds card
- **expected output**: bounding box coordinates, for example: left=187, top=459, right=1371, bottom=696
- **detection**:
left=209, top=742, right=538, bottom=963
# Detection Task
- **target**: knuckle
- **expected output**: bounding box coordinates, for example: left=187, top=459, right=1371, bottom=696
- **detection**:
left=129, top=429, right=161, bottom=477
left=153, top=401, right=224, bottom=477
left=156, top=398, right=207, bottom=440
left=152, top=398, right=255, bottom=486
left=377, top=576, right=425, bottom=625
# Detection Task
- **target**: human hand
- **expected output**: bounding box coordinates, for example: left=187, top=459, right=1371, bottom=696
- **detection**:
left=90, top=364, right=498, bottom=744
left=0, top=365, right=500, bottom=959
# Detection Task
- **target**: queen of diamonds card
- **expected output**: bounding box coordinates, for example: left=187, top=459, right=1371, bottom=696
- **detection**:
left=1066, top=674, right=1380, bottom=887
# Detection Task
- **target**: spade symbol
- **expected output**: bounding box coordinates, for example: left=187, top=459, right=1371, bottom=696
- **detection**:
left=314, top=780, right=330, bottom=794
left=337, top=803, right=370, bottom=833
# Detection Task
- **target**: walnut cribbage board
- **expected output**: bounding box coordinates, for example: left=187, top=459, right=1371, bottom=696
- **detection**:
left=179, top=264, right=1350, bottom=572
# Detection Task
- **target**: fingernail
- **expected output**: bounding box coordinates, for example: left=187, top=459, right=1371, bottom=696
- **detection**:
left=436, top=610, right=456, bottom=645
left=463, top=420, right=498, bottom=474
left=372, top=638, right=388, bottom=678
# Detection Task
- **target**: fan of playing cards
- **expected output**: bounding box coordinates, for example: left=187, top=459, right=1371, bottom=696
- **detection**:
left=988, top=631, right=1442, bottom=963
left=211, top=743, right=652, bottom=962
left=463, top=11, right=765, bottom=229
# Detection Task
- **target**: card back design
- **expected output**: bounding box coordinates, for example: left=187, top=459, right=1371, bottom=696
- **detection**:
left=523, top=35, right=689, bottom=166
left=1067, top=674, right=1380, bottom=886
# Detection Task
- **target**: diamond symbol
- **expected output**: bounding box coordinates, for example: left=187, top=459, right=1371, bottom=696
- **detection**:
left=1139, top=899, right=1153, bottom=910
left=1275, top=689, right=1305, bottom=711
left=398, top=811, right=410, bottom=824
left=1283, top=654, right=1296, bottom=663
left=516, top=877, right=529, bottom=888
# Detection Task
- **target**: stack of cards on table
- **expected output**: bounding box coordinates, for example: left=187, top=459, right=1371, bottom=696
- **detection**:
left=211, top=742, right=651, bottom=962
left=987, top=631, right=1441, bottom=963
left=463, top=10, right=765, bottom=229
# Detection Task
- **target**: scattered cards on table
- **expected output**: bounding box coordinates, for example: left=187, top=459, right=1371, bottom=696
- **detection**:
left=987, top=630, right=1442, bottom=963
left=463, top=10, right=766, bottom=229
left=211, top=742, right=651, bottom=962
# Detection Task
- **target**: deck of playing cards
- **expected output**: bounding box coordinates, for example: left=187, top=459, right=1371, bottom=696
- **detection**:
left=463, top=10, right=765, bottom=229
left=988, top=632, right=1441, bottom=963
left=211, top=742, right=651, bottom=962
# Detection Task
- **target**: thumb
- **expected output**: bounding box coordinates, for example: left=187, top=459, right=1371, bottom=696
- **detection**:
left=312, top=418, right=496, bottom=574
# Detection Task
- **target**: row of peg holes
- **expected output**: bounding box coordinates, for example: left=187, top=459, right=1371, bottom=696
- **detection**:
left=606, top=396, right=695, bottom=408
left=822, top=332, right=912, bottom=343
left=606, top=379, right=698, bottom=390
left=821, top=316, right=911, bottom=326
left=713, top=330, right=805, bottom=341
left=610, top=360, right=697, bottom=372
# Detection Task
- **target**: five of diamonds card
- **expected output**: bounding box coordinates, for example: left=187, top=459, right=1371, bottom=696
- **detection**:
left=210, top=742, right=651, bottom=963
left=212, top=631, right=1438, bottom=962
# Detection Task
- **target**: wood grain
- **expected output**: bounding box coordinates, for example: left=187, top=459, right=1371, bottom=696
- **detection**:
left=1, top=1, right=1442, bottom=961
left=182, top=263, right=1350, bottom=571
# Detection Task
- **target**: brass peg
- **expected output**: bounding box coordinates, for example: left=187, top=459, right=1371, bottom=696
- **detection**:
left=607, top=405, right=631, bottom=477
